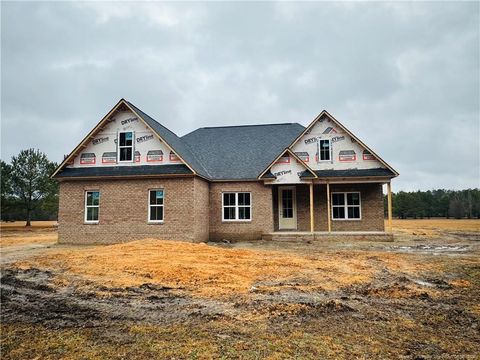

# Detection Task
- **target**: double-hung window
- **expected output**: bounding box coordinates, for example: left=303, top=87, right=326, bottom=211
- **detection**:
left=332, top=192, right=361, bottom=220
left=222, top=192, right=251, bottom=221
left=118, top=131, right=133, bottom=162
left=85, top=191, right=100, bottom=223
left=148, top=189, right=164, bottom=222
left=319, top=139, right=331, bottom=161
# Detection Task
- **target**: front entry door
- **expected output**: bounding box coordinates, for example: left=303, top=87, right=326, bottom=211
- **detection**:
left=278, top=186, right=297, bottom=230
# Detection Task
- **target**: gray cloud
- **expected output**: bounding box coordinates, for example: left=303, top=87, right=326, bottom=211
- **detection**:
left=1, top=1, right=479, bottom=191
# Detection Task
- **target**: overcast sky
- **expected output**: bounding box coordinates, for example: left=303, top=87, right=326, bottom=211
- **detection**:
left=1, top=1, right=479, bottom=191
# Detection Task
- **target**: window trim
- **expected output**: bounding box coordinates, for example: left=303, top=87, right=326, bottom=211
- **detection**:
left=331, top=191, right=362, bottom=221
left=118, top=131, right=134, bottom=163
left=148, top=189, right=165, bottom=224
left=84, top=190, right=100, bottom=224
left=221, top=192, right=252, bottom=222
left=319, top=139, right=331, bottom=162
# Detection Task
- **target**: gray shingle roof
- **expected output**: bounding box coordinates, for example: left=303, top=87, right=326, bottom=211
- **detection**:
left=181, top=123, right=305, bottom=180
left=299, top=168, right=395, bottom=178
left=56, top=165, right=192, bottom=178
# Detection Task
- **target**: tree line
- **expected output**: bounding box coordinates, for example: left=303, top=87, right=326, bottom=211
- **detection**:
left=384, top=189, right=480, bottom=219
left=1, top=149, right=58, bottom=225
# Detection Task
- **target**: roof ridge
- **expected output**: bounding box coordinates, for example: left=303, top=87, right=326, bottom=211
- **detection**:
left=199, top=122, right=300, bottom=130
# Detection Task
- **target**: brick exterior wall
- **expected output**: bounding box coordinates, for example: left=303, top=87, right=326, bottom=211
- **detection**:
left=209, top=182, right=274, bottom=241
left=58, top=177, right=384, bottom=244
left=273, top=183, right=385, bottom=232
left=329, top=183, right=385, bottom=231
left=58, top=177, right=198, bottom=244
left=193, top=177, right=210, bottom=242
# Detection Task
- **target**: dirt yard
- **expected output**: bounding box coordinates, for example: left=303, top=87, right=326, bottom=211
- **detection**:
left=1, top=220, right=479, bottom=359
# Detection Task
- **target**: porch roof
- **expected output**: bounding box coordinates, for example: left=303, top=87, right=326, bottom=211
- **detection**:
left=299, top=167, right=395, bottom=178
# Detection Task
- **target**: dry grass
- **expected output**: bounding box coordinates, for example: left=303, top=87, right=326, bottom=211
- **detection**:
left=0, top=221, right=57, bottom=248
left=388, top=218, right=480, bottom=236
left=0, top=322, right=412, bottom=360
left=0, top=220, right=57, bottom=230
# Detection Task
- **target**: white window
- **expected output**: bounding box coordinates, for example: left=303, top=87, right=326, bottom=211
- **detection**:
left=85, top=191, right=100, bottom=223
left=148, top=189, right=164, bottom=222
left=118, top=131, right=134, bottom=162
left=222, top=192, right=251, bottom=221
left=319, top=139, right=331, bottom=161
left=332, top=192, right=361, bottom=220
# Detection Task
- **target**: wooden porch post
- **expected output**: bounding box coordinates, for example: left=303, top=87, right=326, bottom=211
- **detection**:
left=309, top=182, right=314, bottom=232
left=326, top=181, right=331, bottom=233
left=387, top=181, right=393, bottom=233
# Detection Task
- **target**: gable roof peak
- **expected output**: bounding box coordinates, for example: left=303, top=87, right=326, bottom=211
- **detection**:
left=52, top=98, right=211, bottom=179
left=258, top=148, right=317, bottom=180
left=286, top=110, right=399, bottom=177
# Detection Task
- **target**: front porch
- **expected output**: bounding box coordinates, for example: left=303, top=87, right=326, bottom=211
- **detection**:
left=268, top=180, right=394, bottom=240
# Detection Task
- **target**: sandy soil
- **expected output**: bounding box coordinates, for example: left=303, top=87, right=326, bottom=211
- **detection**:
left=1, top=219, right=479, bottom=359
